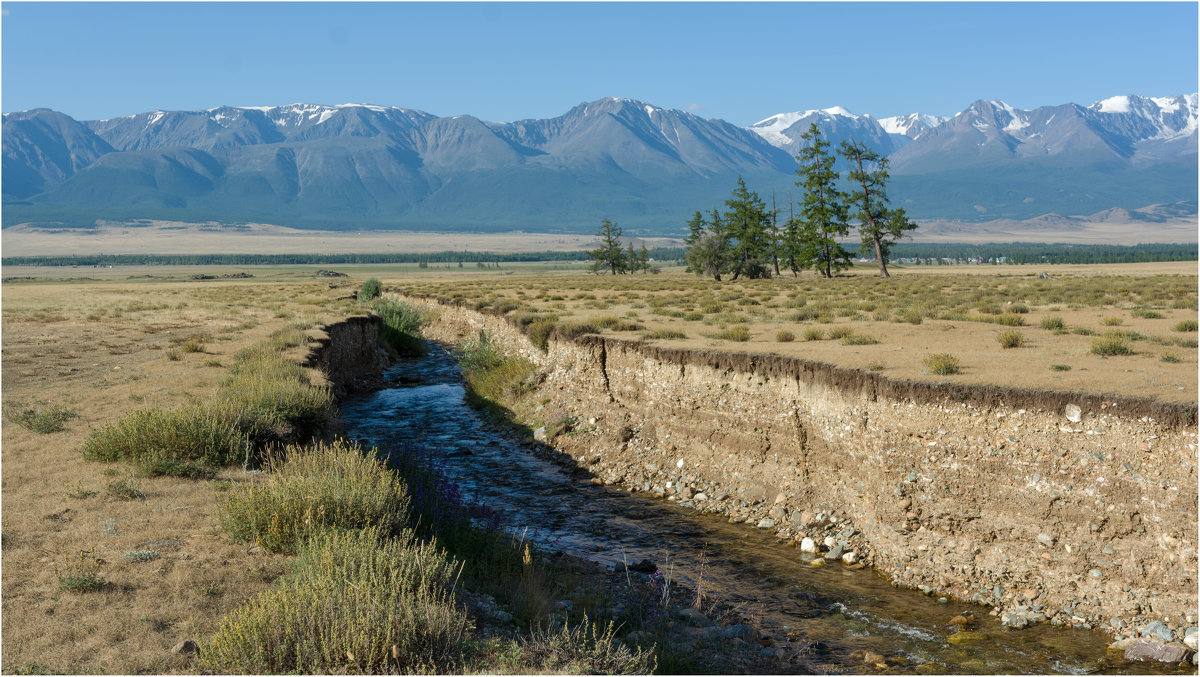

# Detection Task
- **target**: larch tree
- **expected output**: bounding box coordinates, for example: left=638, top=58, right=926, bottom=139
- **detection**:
left=795, top=123, right=851, bottom=278
left=588, top=218, right=626, bottom=275
left=839, top=138, right=918, bottom=278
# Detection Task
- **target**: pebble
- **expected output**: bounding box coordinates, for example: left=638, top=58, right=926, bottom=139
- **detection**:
left=841, top=551, right=859, bottom=565
left=1142, top=620, right=1175, bottom=642
left=170, top=640, right=199, bottom=656
left=757, top=518, right=776, bottom=529
left=799, top=537, right=818, bottom=553
left=824, top=545, right=844, bottom=562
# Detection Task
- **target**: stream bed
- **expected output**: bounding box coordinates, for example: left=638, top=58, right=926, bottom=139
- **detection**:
left=340, top=345, right=1189, bottom=675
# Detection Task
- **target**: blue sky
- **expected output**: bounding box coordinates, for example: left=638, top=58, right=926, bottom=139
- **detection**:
left=2, top=2, right=1196, bottom=125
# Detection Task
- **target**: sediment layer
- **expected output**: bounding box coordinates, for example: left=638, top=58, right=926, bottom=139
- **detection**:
left=410, top=296, right=1198, bottom=648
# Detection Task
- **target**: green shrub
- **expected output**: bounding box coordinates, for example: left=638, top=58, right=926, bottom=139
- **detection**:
left=517, top=618, right=657, bottom=675
left=107, top=476, right=146, bottom=501
left=644, top=329, right=687, bottom=340
left=1133, top=309, right=1164, bottom=319
left=1039, top=316, right=1065, bottom=331
left=802, top=327, right=824, bottom=341
left=707, top=326, right=750, bottom=342
left=1072, top=327, right=1096, bottom=336
left=923, top=353, right=961, bottom=375
left=359, top=278, right=382, bottom=302
left=219, top=440, right=410, bottom=554
left=1100, top=316, right=1124, bottom=326
left=775, top=330, right=795, bottom=343
left=216, top=353, right=333, bottom=443
left=83, top=405, right=248, bottom=471
left=1161, top=351, right=1182, bottom=363
left=373, top=298, right=428, bottom=356
left=991, top=313, right=1026, bottom=326
left=554, top=320, right=600, bottom=340
left=526, top=318, right=557, bottom=350
left=1091, top=331, right=1133, bottom=356
left=1008, top=303, right=1029, bottom=314
left=4, top=403, right=77, bottom=434
left=1173, top=319, right=1198, bottom=332
left=899, top=308, right=924, bottom=325
left=828, top=326, right=854, bottom=340
left=997, top=330, right=1025, bottom=348
left=1050, top=364, right=1072, bottom=372
left=203, top=528, right=467, bottom=674
left=841, top=333, right=879, bottom=346
left=593, top=316, right=644, bottom=332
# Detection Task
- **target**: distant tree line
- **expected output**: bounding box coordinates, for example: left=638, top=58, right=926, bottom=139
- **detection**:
left=1, top=248, right=684, bottom=268
left=683, top=124, right=917, bottom=280
left=882, top=242, right=1199, bottom=265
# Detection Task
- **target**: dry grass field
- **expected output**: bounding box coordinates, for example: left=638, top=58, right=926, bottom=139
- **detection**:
left=390, top=261, right=1199, bottom=404
left=1, top=271, right=360, bottom=673
left=1, top=259, right=1196, bottom=673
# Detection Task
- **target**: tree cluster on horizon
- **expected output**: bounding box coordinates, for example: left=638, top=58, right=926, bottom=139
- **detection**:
left=586, top=218, right=659, bottom=275
left=684, top=123, right=917, bottom=280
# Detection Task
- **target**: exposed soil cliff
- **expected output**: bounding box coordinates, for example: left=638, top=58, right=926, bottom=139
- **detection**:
left=410, top=296, right=1198, bottom=653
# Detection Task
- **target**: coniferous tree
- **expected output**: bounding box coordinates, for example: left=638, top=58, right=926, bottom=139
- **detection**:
left=683, top=209, right=729, bottom=281
left=625, top=243, right=637, bottom=274
left=781, top=192, right=802, bottom=277
left=724, top=177, right=772, bottom=280
left=683, top=210, right=707, bottom=274
left=769, top=191, right=781, bottom=277
left=795, top=123, right=851, bottom=278
left=839, top=138, right=918, bottom=278
left=636, top=244, right=651, bottom=273
left=588, top=218, right=625, bottom=275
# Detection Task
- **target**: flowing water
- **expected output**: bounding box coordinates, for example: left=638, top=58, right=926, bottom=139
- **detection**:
left=340, top=346, right=1190, bottom=675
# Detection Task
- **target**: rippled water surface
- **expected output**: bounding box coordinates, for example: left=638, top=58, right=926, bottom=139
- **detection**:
left=340, top=346, right=1190, bottom=675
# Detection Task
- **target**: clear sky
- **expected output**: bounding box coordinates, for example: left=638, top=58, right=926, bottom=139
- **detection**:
left=2, top=2, right=1196, bottom=125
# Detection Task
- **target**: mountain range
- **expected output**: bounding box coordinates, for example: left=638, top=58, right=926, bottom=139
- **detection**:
left=3, top=93, right=1196, bottom=235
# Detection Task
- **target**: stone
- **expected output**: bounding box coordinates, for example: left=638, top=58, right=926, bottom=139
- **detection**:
left=757, top=519, right=776, bottom=529
left=1001, top=609, right=1031, bottom=629
left=626, top=558, right=657, bottom=574
left=718, top=624, right=760, bottom=643
left=800, top=537, right=818, bottom=553
left=676, top=607, right=715, bottom=627
left=1036, top=533, right=1055, bottom=548
left=948, top=615, right=971, bottom=627
left=841, top=551, right=859, bottom=565
left=808, top=557, right=827, bottom=567
left=1124, top=638, right=1193, bottom=663
left=1142, top=620, right=1175, bottom=642
left=533, top=426, right=547, bottom=441
left=1065, top=404, right=1082, bottom=423
left=946, top=631, right=987, bottom=646
left=823, top=536, right=837, bottom=549
left=171, top=640, right=199, bottom=656
left=679, top=487, right=693, bottom=500
left=825, top=545, right=844, bottom=562
left=1183, top=627, right=1198, bottom=650
left=694, top=492, right=708, bottom=502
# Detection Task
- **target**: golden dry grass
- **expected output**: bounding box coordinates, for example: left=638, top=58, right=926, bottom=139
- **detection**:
left=388, top=261, right=1198, bottom=403
left=1, top=273, right=359, bottom=674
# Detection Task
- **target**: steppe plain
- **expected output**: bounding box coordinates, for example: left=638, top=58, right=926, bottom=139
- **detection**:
left=1, top=243, right=1196, bottom=672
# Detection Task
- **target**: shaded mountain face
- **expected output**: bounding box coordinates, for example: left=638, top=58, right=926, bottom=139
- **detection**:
left=2, top=94, right=1196, bottom=232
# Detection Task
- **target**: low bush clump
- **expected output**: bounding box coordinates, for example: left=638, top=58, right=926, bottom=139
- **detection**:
left=827, top=326, right=854, bottom=340
left=359, top=277, right=382, bottom=302
left=553, top=320, right=600, bottom=340
left=841, top=333, right=879, bottom=346
left=1091, top=331, right=1133, bottom=356
left=775, top=330, right=795, bottom=343
left=216, top=352, right=333, bottom=443
left=516, top=618, right=656, bottom=675
left=526, top=317, right=558, bottom=350
left=1008, top=303, right=1029, bottom=314
left=220, top=440, right=411, bottom=553
left=644, top=329, right=687, bottom=340
left=593, top=316, right=644, bottom=332
left=1050, top=364, right=1072, bottom=372
left=997, top=330, right=1025, bottom=348
left=707, top=326, right=750, bottom=342
left=1173, top=319, right=1198, bottom=332
left=923, top=353, right=961, bottom=375
left=373, top=298, right=429, bottom=356
left=991, top=313, right=1026, bottom=327
left=203, top=528, right=468, bottom=674
left=802, top=327, right=824, bottom=341
left=1039, top=316, right=1065, bottom=331
left=83, top=405, right=249, bottom=471
left=4, top=403, right=77, bottom=434
left=1133, top=309, right=1164, bottom=319
left=1161, top=351, right=1182, bottom=363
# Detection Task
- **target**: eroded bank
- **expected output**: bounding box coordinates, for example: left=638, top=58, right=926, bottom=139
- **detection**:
left=404, top=295, right=1198, bottom=656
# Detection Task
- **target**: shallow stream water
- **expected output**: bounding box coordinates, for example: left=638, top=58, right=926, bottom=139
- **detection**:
left=340, top=345, right=1189, bottom=675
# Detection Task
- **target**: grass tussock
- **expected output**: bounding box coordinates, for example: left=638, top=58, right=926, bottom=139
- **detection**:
left=644, top=329, right=687, bottom=340
left=997, top=330, right=1025, bottom=349
left=1091, top=331, right=1134, bottom=356
left=706, top=326, right=751, bottom=342
left=373, top=297, right=429, bottom=356
left=513, top=618, right=656, bottom=675
left=4, top=403, right=77, bottom=434
left=1039, top=315, right=1065, bottom=331
left=775, top=330, right=795, bottom=343
left=219, top=440, right=411, bottom=554
left=202, top=528, right=467, bottom=674
left=83, top=405, right=249, bottom=470
left=359, top=277, right=382, bottom=302
left=1173, top=319, right=1198, bottom=332
left=923, top=353, right=961, bottom=375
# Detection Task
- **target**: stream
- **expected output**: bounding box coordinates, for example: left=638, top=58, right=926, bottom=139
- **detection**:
left=340, top=345, right=1188, bottom=675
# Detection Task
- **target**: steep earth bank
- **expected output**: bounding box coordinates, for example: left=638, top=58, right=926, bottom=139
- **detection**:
left=406, top=296, right=1199, bottom=661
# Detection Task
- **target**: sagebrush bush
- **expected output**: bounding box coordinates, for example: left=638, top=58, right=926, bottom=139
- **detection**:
left=359, top=277, right=382, bottom=302
left=517, top=618, right=656, bottom=675
left=708, top=326, right=750, bottom=342
left=1100, top=316, right=1124, bottom=326
left=217, top=352, right=332, bottom=443
left=526, top=317, right=557, bottom=350
left=802, top=327, right=824, bottom=341
left=373, top=298, right=428, bottom=356
left=828, top=326, right=854, bottom=340
left=4, top=403, right=77, bottom=434
left=1039, top=316, right=1065, bottom=331
left=841, top=333, right=879, bottom=346
left=203, top=528, right=468, bottom=674
left=997, top=330, right=1025, bottom=348
left=1173, top=319, right=1198, bottom=332
left=991, top=313, right=1026, bottom=327
left=775, top=330, right=795, bottom=343
left=82, top=404, right=248, bottom=470
left=923, top=353, right=961, bottom=375
left=1091, top=331, right=1133, bottom=356
left=644, top=329, right=687, bottom=340
left=220, top=440, right=411, bottom=553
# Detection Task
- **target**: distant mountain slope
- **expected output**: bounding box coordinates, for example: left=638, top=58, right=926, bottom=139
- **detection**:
left=2, top=94, right=1195, bottom=233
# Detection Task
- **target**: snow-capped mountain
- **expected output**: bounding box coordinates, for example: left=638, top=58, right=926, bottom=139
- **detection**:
left=2, top=93, right=1196, bottom=230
